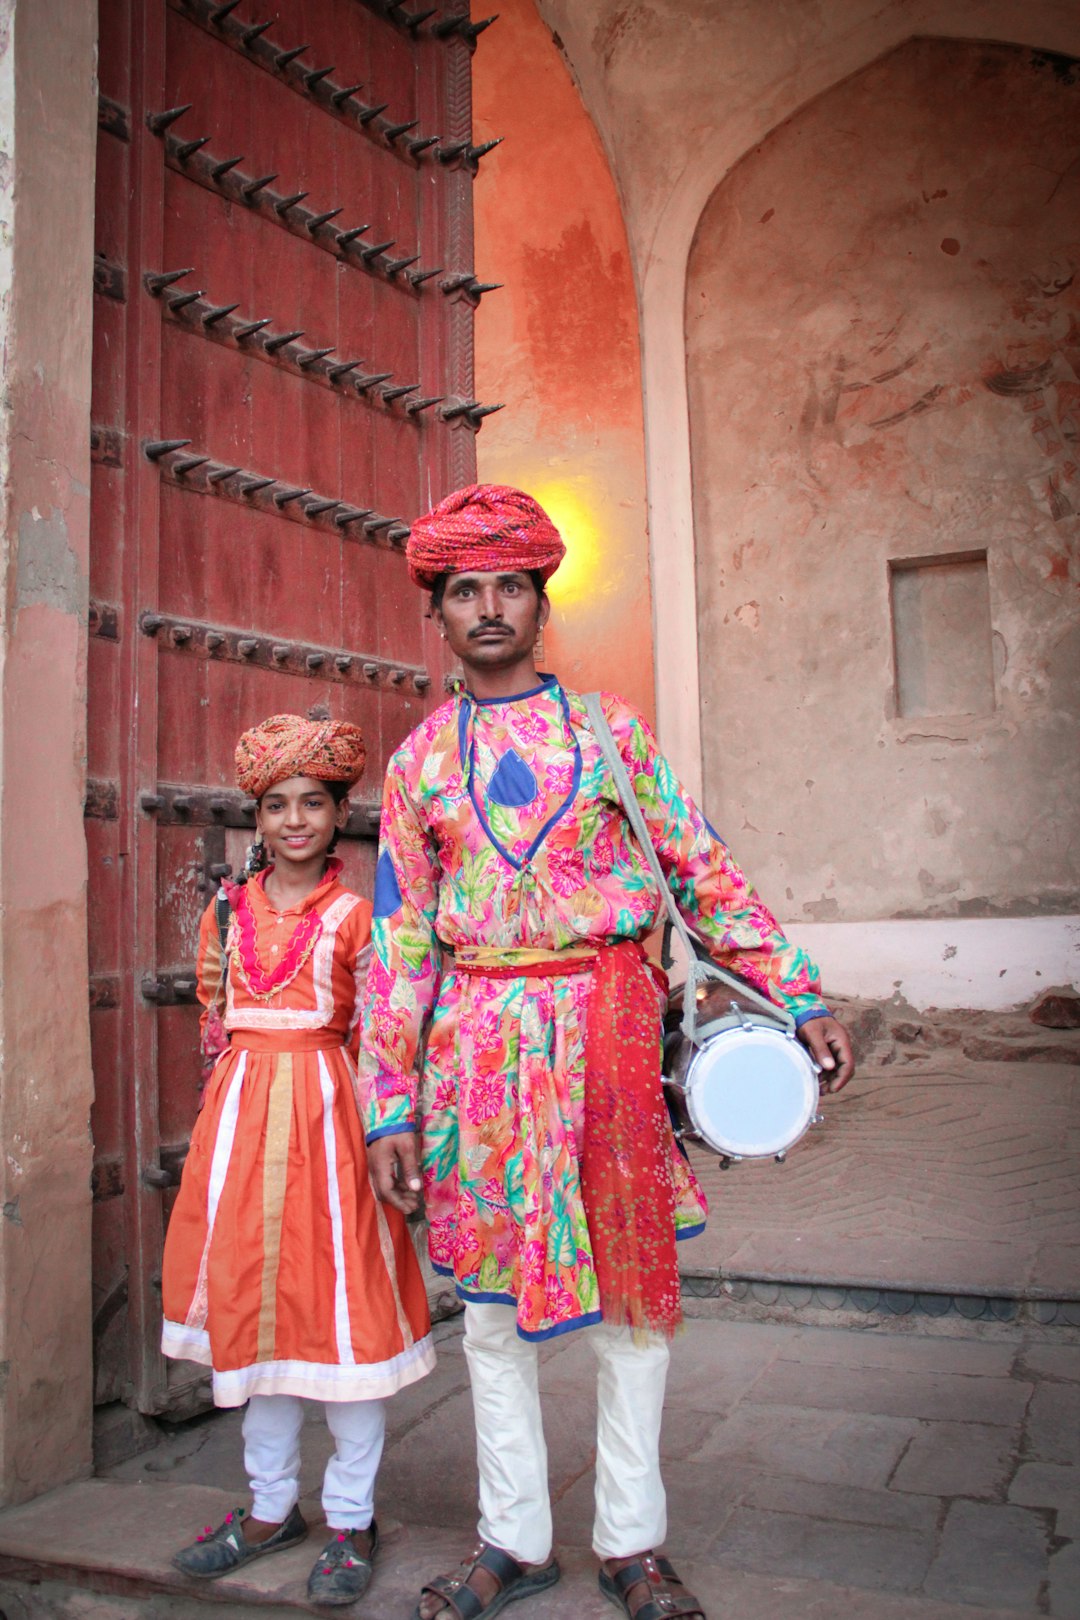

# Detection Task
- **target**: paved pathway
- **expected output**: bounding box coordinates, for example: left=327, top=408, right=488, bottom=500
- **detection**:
left=1, top=1309, right=1077, bottom=1618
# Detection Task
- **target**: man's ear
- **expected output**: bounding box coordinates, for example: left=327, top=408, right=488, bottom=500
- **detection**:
left=537, top=592, right=551, bottom=632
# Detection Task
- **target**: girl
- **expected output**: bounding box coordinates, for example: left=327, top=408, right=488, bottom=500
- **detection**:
left=161, top=713, right=433, bottom=1606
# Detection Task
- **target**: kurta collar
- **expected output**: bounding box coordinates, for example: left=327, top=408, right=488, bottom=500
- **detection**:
left=464, top=673, right=559, bottom=707
left=249, top=856, right=344, bottom=918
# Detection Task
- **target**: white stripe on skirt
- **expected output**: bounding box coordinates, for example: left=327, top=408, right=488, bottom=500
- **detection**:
left=184, top=1052, right=247, bottom=1332
left=319, top=1051, right=356, bottom=1365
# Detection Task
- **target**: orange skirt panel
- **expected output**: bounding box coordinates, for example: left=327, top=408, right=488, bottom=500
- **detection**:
left=162, top=1043, right=433, bottom=1406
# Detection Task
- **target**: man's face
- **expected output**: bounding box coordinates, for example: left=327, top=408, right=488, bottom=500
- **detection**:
left=433, top=570, right=549, bottom=671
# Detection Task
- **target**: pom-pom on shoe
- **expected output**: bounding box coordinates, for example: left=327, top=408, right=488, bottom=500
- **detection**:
left=307, top=1521, right=379, bottom=1606
left=172, top=1503, right=308, bottom=1579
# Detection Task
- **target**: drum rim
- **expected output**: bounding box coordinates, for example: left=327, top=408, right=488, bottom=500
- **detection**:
left=683, top=1023, right=819, bottom=1158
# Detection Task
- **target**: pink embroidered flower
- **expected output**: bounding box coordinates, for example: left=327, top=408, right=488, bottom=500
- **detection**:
left=520, top=1240, right=546, bottom=1288
left=428, top=1215, right=455, bottom=1266
left=512, top=709, right=548, bottom=746
left=432, top=1074, right=457, bottom=1111
left=478, top=1177, right=509, bottom=1211
left=590, top=833, right=615, bottom=879
left=464, top=1070, right=506, bottom=1124
left=469, top=1007, right=504, bottom=1056
left=547, top=846, right=586, bottom=897
left=452, top=1220, right=481, bottom=1263
left=544, top=1275, right=575, bottom=1323
left=544, top=760, right=574, bottom=796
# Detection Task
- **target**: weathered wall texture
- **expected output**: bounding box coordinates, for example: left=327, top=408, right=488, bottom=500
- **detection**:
left=537, top=0, right=1080, bottom=791
left=687, top=38, right=1080, bottom=925
left=0, top=0, right=97, bottom=1502
left=472, top=0, right=653, bottom=716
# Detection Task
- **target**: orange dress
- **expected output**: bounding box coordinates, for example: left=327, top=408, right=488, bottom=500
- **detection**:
left=161, top=862, right=434, bottom=1407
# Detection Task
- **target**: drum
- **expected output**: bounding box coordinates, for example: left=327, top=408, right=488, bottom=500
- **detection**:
left=663, top=996, right=823, bottom=1165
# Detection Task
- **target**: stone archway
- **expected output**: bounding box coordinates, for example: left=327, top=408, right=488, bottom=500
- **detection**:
left=685, top=39, right=1079, bottom=954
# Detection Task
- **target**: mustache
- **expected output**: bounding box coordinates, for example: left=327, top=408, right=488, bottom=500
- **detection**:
left=468, top=622, right=512, bottom=638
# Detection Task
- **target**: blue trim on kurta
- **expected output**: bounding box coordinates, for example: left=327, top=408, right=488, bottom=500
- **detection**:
left=372, top=848, right=403, bottom=919
left=365, top=1122, right=417, bottom=1144
left=468, top=674, right=558, bottom=706
left=793, top=1005, right=831, bottom=1029
left=458, top=682, right=583, bottom=874
left=488, top=748, right=539, bottom=808
left=516, top=1310, right=604, bottom=1342
left=676, top=1221, right=707, bottom=1242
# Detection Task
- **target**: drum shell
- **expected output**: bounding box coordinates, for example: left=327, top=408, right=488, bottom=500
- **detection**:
left=663, top=994, right=821, bottom=1162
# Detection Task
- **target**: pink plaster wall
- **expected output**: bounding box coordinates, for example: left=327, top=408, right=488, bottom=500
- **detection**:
left=0, top=0, right=97, bottom=1502
left=471, top=0, right=654, bottom=717
left=686, top=39, right=1080, bottom=923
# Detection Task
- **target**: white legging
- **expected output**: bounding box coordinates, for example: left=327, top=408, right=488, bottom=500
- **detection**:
left=242, top=1393, right=386, bottom=1531
left=463, top=1302, right=670, bottom=1564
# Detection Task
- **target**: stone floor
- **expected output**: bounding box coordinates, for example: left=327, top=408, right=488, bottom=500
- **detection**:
left=0, top=1306, right=1077, bottom=1619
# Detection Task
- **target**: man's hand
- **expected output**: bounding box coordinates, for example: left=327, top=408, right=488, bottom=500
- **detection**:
left=366, top=1131, right=424, bottom=1215
left=797, top=1016, right=855, bottom=1093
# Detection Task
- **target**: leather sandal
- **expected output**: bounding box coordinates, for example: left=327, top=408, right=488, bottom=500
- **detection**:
left=307, top=1520, right=379, bottom=1606
left=599, top=1552, right=706, bottom=1619
left=413, top=1540, right=561, bottom=1619
left=172, top=1503, right=308, bottom=1579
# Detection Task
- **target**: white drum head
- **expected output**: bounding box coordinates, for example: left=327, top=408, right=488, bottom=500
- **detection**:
left=684, top=1025, right=818, bottom=1158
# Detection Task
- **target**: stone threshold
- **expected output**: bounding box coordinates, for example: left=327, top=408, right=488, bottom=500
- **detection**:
left=681, top=1271, right=1080, bottom=1328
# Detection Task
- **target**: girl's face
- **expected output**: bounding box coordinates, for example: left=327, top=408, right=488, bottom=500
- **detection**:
left=255, top=776, right=348, bottom=868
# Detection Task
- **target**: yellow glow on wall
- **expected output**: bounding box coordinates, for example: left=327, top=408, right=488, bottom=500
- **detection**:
left=530, top=481, right=608, bottom=607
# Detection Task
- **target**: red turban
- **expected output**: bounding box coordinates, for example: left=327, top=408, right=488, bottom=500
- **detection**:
left=406, top=483, right=566, bottom=589
left=235, top=714, right=366, bottom=800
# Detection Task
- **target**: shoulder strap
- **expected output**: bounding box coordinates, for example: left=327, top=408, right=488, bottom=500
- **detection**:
left=583, top=692, right=793, bottom=1042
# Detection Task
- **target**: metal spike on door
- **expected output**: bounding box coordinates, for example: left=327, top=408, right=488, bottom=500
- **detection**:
left=143, top=439, right=192, bottom=460
left=356, top=102, right=390, bottom=127
left=144, top=267, right=194, bottom=294
left=408, top=266, right=443, bottom=288
left=296, top=347, right=336, bottom=369
left=176, top=136, right=212, bottom=162
left=338, top=225, right=371, bottom=247
left=240, top=19, right=273, bottom=47
left=408, top=136, right=441, bottom=158
left=146, top=103, right=192, bottom=134
left=274, top=191, right=309, bottom=216
left=264, top=329, right=304, bottom=354
left=384, top=120, right=420, bottom=144
left=209, top=0, right=242, bottom=21
left=331, top=84, right=365, bottom=108
left=167, top=288, right=205, bottom=311
left=241, top=173, right=278, bottom=201
left=201, top=303, right=240, bottom=326
left=210, top=155, right=244, bottom=182
left=233, top=317, right=273, bottom=340
left=306, top=208, right=344, bottom=233
left=303, top=65, right=335, bottom=91
left=275, top=44, right=309, bottom=70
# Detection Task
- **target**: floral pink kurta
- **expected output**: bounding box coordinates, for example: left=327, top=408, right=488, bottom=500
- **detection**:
left=358, top=679, right=828, bottom=1340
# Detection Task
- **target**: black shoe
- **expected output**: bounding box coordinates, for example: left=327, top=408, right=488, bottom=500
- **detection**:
left=172, top=1503, right=308, bottom=1579
left=307, top=1520, right=379, bottom=1607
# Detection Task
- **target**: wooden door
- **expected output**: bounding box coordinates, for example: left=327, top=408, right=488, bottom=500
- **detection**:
left=89, top=0, right=491, bottom=1415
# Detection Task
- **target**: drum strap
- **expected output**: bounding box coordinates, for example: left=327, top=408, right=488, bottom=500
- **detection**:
left=583, top=692, right=795, bottom=1046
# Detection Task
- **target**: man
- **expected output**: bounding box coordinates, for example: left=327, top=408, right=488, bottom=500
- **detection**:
left=358, top=484, right=854, bottom=1620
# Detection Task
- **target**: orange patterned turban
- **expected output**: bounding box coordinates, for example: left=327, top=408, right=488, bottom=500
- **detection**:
left=235, top=714, right=366, bottom=800
left=406, top=483, right=566, bottom=589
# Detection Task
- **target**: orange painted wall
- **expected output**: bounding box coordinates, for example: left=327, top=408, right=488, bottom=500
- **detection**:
left=470, top=0, right=654, bottom=718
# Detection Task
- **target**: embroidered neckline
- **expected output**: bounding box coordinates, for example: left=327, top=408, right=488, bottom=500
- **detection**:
left=466, top=673, right=558, bottom=707
left=224, top=859, right=342, bottom=1001
left=457, top=682, right=583, bottom=872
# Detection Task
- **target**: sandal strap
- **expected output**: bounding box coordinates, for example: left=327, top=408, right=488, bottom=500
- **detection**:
left=605, top=1555, right=705, bottom=1620
left=420, top=1544, right=529, bottom=1620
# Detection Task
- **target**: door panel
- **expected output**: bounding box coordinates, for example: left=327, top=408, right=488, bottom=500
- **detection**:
left=89, top=0, right=487, bottom=1412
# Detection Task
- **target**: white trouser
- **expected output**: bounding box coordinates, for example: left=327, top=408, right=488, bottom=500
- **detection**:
left=463, top=1301, right=670, bottom=1564
left=242, top=1393, right=386, bottom=1531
